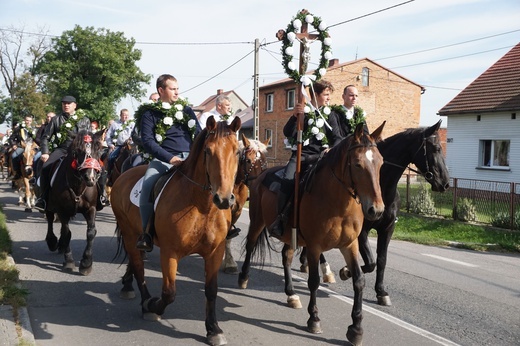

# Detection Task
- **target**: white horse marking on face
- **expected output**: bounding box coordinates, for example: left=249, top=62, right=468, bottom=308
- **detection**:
left=365, top=149, right=374, bottom=162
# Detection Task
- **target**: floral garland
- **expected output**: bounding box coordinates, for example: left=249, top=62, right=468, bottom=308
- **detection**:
left=285, top=104, right=331, bottom=149
left=111, top=120, right=135, bottom=144
left=50, top=109, right=87, bottom=149
left=330, top=105, right=366, bottom=131
left=20, top=123, right=37, bottom=139
left=280, top=10, right=332, bottom=83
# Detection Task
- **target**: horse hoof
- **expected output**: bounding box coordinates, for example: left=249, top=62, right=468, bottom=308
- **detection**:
left=120, top=290, right=136, bottom=300
left=46, top=239, right=58, bottom=252
left=142, top=312, right=161, bottom=321
left=223, top=266, right=238, bottom=275
left=377, top=295, right=392, bottom=306
left=238, top=275, right=248, bottom=289
left=24, top=208, right=32, bottom=213
left=339, top=267, right=352, bottom=281
left=306, top=320, right=322, bottom=334
left=207, top=333, right=227, bottom=346
left=323, top=273, right=336, bottom=284
left=346, top=325, right=363, bottom=346
left=63, top=261, right=75, bottom=272
left=287, top=295, right=302, bottom=309
left=79, top=265, right=92, bottom=276
left=300, top=264, right=308, bottom=273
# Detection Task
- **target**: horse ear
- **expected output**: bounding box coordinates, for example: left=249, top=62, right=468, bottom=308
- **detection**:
left=354, top=122, right=364, bottom=141
left=424, top=120, right=442, bottom=138
left=262, top=137, right=270, bottom=147
left=241, top=133, right=250, bottom=147
left=206, top=116, right=217, bottom=131
left=93, top=128, right=106, bottom=143
left=370, top=121, right=385, bottom=142
left=229, top=116, right=242, bottom=133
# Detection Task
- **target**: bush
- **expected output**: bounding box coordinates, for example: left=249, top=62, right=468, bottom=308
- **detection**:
left=492, top=211, right=520, bottom=230
left=453, top=198, right=477, bottom=222
left=409, top=185, right=437, bottom=216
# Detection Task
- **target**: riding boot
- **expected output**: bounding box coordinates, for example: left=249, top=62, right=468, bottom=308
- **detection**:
left=136, top=214, right=154, bottom=252
left=34, top=185, right=48, bottom=213
left=267, top=190, right=292, bottom=237
left=96, top=169, right=109, bottom=211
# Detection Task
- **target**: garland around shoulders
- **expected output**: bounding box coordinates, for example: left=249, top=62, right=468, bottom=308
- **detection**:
left=330, top=105, right=366, bottom=130
left=50, top=109, right=87, bottom=150
left=285, top=104, right=331, bottom=149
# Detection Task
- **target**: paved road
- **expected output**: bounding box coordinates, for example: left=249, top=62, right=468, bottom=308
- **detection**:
left=2, top=181, right=518, bottom=345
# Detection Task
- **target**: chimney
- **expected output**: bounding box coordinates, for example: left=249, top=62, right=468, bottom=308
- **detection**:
left=328, top=59, right=339, bottom=67
left=217, top=89, right=223, bottom=95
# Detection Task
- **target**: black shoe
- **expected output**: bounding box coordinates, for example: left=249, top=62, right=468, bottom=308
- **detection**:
left=28, top=177, right=36, bottom=185
left=267, top=216, right=284, bottom=237
left=100, top=195, right=110, bottom=206
left=136, top=233, right=153, bottom=252
left=226, top=226, right=241, bottom=240
left=34, top=198, right=46, bottom=213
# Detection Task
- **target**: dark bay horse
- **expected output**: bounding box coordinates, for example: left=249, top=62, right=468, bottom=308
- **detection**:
left=222, top=134, right=268, bottom=274
left=238, top=123, right=385, bottom=346
left=107, top=138, right=137, bottom=186
left=299, top=120, right=450, bottom=306
left=111, top=117, right=241, bottom=346
left=44, top=130, right=105, bottom=275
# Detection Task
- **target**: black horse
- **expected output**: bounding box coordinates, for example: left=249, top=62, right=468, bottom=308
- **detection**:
left=298, top=121, right=450, bottom=306
left=44, top=129, right=105, bottom=275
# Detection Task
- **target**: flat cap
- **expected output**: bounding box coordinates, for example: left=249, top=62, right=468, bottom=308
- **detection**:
left=61, top=95, right=76, bottom=103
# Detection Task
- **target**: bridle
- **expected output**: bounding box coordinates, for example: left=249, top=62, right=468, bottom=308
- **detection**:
left=67, top=134, right=102, bottom=204
left=239, top=146, right=267, bottom=185
left=330, top=141, right=378, bottom=203
left=383, top=134, right=435, bottom=181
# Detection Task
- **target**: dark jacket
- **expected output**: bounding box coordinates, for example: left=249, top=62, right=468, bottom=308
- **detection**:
left=40, top=113, right=91, bottom=154
left=140, top=106, right=202, bottom=163
left=327, top=107, right=368, bottom=139
left=9, top=125, right=36, bottom=146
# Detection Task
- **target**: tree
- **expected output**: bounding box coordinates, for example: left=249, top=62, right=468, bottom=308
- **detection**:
left=35, top=25, right=151, bottom=126
left=0, top=25, right=51, bottom=126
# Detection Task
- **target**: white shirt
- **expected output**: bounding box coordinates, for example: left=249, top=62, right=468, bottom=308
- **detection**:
left=106, top=119, right=135, bottom=146
left=198, top=109, right=235, bottom=129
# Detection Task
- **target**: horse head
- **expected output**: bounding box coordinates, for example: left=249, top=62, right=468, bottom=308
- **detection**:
left=69, top=130, right=104, bottom=187
left=413, top=120, right=450, bottom=192
left=22, top=139, right=38, bottom=178
left=201, top=116, right=241, bottom=209
left=345, top=122, right=385, bottom=221
left=238, top=134, right=269, bottom=186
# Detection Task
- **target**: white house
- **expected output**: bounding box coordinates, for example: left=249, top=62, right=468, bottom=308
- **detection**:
left=438, top=43, right=520, bottom=189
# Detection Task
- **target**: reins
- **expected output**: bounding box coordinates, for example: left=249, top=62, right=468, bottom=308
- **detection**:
left=383, top=134, right=435, bottom=181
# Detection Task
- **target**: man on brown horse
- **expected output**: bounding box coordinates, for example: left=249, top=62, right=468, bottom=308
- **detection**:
left=8, top=115, right=37, bottom=181
left=106, top=108, right=134, bottom=187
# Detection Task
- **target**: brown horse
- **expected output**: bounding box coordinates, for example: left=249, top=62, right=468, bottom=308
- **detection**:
left=15, top=139, right=39, bottom=211
left=107, top=138, right=137, bottom=187
left=222, top=134, right=269, bottom=274
left=238, top=123, right=385, bottom=346
left=112, top=117, right=241, bottom=346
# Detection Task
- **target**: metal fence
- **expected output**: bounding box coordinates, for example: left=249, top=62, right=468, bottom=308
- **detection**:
left=398, top=175, right=520, bottom=230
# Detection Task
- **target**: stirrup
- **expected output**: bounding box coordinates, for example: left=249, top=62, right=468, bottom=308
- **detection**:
left=267, top=215, right=284, bottom=237
left=34, top=198, right=46, bottom=213
left=226, top=225, right=241, bottom=240
left=136, top=233, right=153, bottom=252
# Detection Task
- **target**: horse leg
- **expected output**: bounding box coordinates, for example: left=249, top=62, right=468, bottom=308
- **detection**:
left=340, top=245, right=365, bottom=346
left=78, top=210, right=97, bottom=276
left=143, top=254, right=178, bottom=320
left=299, top=247, right=308, bottom=273
left=221, top=239, right=238, bottom=274
left=282, top=243, right=301, bottom=309
left=358, top=225, right=376, bottom=274
left=374, top=222, right=395, bottom=306
left=305, top=248, right=322, bottom=334
left=318, top=253, right=336, bottom=284
left=58, top=215, right=75, bottom=272
left=45, top=211, right=58, bottom=252
left=120, top=263, right=136, bottom=300
left=204, top=245, right=227, bottom=346
left=238, top=218, right=265, bottom=289
left=23, top=178, right=33, bottom=212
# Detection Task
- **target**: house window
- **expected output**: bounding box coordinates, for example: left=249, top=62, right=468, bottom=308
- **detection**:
left=264, top=129, right=273, bottom=147
left=286, top=89, right=295, bottom=110
left=266, top=93, right=274, bottom=112
left=480, top=140, right=510, bottom=167
left=361, top=67, right=369, bottom=87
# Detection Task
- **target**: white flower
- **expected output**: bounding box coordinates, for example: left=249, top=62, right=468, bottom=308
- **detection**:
left=303, top=139, right=309, bottom=146
left=175, top=104, right=183, bottom=111
left=284, top=138, right=289, bottom=146
left=303, top=105, right=311, bottom=113
left=324, top=51, right=333, bottom=60
left=319, top=21, right=327, bottom=31
left=324, top=37, right=332, bottom=46
left=292, top=19, right=302, bottom=30
left=174, top=111, right=184, bottom=120
left=187, top=119, right=196, bottom=128
left=143, top=153, right=150, bottom=158
left=307, top=118, right=314, bottom=125
left=323, top=106, right=331, bottom=115
left=163, top=116, right=173, bottom=126
left=65, top=123, right=72, bottom=128
left=311, top=126, right=319, bottom=135
left=305, top=15, right=314, bottom=24
left=71, top=115, right=77, bottom=120
left=316, top=118, right=325, bottom=128
left=162, top=102, right=171, bottom=110
left=112, top=138, right=117, bottom=144
left=56, top=133, right=62, bottom=138
left=287, top=32, right=296, bottom=43
left=288, top=61, right=296, bottom=71
left=146, top=100, right=154, bottom=104
left=301, top=75, right=312, bottom=86
left=319, top=68, right=327, bottom=77
left=284, top=46, right=293, bottom=56
left=316, top=132, right=325, bottom=141
left=155, top=134, right=163, bottom=142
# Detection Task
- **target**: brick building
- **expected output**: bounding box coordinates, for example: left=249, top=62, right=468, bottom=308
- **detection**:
left=259, top=58, right=424, bottom=166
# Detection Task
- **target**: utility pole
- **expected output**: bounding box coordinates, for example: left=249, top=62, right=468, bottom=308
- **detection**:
left=253, top=38, right=260, bottom=141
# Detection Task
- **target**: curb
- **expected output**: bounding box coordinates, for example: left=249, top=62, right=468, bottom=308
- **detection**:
left=1, top=255, right=35, bottom=346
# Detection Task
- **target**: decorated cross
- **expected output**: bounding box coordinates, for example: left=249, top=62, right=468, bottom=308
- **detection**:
left=276, top=9, right=332, bottom=248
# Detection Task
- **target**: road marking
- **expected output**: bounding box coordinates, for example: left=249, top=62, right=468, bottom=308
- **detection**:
left=422, top=254, right=478, bottom=267
left=293, top=274, right=461, bottom=346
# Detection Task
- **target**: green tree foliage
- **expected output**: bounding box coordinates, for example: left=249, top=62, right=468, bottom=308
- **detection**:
left=35, top=25, right=151, bottom=126
left=11, top=73, right=49, bottom=125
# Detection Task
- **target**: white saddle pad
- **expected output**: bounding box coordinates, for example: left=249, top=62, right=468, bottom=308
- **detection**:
left=130, top=172, right=175, bottom=210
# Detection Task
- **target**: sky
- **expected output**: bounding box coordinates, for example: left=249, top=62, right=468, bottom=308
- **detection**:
left=1, top=0, right=519, bottom=131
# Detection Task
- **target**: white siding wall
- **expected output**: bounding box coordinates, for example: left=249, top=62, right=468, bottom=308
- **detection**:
left=446, top=112, right=520, bottom=184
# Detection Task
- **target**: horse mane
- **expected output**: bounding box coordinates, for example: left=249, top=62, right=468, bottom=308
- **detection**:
left=321, top=131, right=373, bottom=169
left=239, top=138, right=268, bottom=155
left=377, top=127, right=428, bottom=157
left=68, top=129, right=103, bottom=159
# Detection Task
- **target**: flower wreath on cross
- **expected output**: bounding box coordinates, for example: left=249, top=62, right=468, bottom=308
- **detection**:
left=285, top=104, right=332, bottom=149
left=50, top=109, right=88, bottom=150
left=280, top=10, right=332, bottom=83
left=134, top=97, right=197, bottom=148
left=111, top=120, right=136, bottom=144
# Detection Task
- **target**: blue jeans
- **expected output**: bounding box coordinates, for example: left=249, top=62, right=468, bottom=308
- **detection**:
left=139, top=153, right=189, bottom=231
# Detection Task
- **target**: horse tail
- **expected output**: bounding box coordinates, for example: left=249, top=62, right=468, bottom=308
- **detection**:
left=241, top=227, right=278, bottom=269
left=112, top=223, right=128, bottom=264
